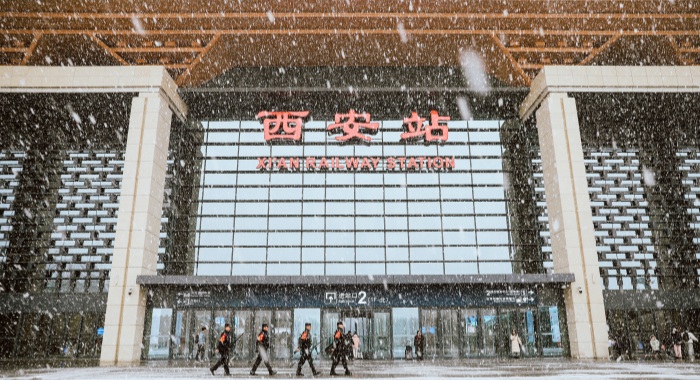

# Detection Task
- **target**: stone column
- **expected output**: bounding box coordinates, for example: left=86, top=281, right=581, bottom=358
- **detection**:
left=535, top=93, right=608, bottom=359
left=100, top=92, right=173, bottom=366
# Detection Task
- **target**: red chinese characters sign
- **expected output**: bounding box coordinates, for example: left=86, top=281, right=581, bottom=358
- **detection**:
left=327, top=110, right=379, bottom=142
left=256, top=110, right=450, bottom=143
left=256, top=111, right=309, bottom=142
left=401, top=110, right=450, bottom=143
left=255, top=109, right=456, bottom=172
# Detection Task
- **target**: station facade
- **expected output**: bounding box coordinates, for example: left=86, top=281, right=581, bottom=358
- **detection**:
left=0, top=65, right=699, bottom=366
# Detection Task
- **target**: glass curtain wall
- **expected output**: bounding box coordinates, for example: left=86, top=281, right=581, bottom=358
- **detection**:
left=192, top=120, right=515, bottom=276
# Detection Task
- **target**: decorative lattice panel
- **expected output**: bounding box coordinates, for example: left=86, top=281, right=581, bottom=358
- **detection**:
left=48, top=152, right=125, bottom=293
left=586, top=150, right=656, bottom=290
left=533, top=150, right=658, bottom=290
left=0, top=152, right=24, bottom=268
left=531, top=155, right=553, bottom=272
left=678, top=149, right=700, bottom=284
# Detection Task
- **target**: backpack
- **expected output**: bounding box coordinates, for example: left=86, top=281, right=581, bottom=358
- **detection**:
left=195, top=333, right=199, bottom=344
left=217, top=332, right=227, bottom=351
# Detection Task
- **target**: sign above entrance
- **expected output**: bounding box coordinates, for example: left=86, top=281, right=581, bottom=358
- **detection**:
left=256, top=109, right=451, bottom=144
left=172, top=285, right=539, bottom=309
left=256, top=111, right=309, bottom=142
left=255, top=109, right=455, bottom=172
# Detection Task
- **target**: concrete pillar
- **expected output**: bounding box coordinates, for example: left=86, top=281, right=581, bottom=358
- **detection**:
left=100, top=92, right=173, bottom=366
left=535, top=93, right=608, bottom=359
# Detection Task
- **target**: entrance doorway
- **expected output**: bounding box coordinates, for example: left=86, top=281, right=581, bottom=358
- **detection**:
left=322, top=309, right=391, bottom=359
left=420, top=309, right=459, bottom=358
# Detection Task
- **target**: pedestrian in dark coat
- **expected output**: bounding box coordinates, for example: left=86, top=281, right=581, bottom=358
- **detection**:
left=330, top=322, right=351, bottom=376
left=251, top=323, right=277, bottom=375
left=672, top=327, right=683, bottom=360
left=295, top=322, right=320, bottom=376
left=210, top=324, right=232, bottom=376
left=345, top=331, right=354, bottom=359
left=414, top=331, right=425, bottom=360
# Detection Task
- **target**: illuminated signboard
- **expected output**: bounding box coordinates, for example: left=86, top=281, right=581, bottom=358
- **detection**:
left=256, top=109, right=455, bottom=172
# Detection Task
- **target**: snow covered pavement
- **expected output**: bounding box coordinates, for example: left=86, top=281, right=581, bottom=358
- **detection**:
left=2, top=359, right=699, bottom=380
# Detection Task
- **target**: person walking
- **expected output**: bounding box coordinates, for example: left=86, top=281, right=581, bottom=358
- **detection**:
left=413, top=330, right=425, bottom=361
left=344, top=331, right=354, bottom=359
left=684, top=327, right=698, bottom=362
left=210, top=324, right=232, bottom=376
left=649, top=335, right=661, bottom=360
left=510, top=330, right=523, bottom=358
left=622, top=334, right=632, bottom=361
left=251, top=323, right=277, bottom=376
left=195, top=326, right=207, bottom=361
left=351, top=333, right=360, bottom=360
left=330, top=322, right=351, bottom=376
left=295, top=323, right=320, bottom=377
left=672, top=327, right=683, bottom=360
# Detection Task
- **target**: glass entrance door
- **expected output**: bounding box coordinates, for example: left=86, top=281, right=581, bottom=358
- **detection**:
left=499, top=308, right=536, bottom=356
left=232, top=310, right=253, bottom=360
left=322, top=310, right=340, bottom=357
left=372, top=312, right=391, bottom=359
left=461, top=309, right=480, bottom=357
left=391, top=308, right=419, bottom=358
left=481, top=308, right=498, bottom=356
left=321, top=309, right=392, bottom=359
left=272, top=310, right=293, bottom=360
left=193, top=310, right=212, bottom=360
left=439, top=310, right=459, bottom=358
left=294, top=309, right=321, bottom=359
left=420, top=309, right=459, bottom=358
left=420, top=309, right=438, bottom=359
left=342, top=311, right=371, bottom=359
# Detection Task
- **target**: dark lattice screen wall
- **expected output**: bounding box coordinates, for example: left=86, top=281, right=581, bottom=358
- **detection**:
left=532, top=148, right=700, bottom=290
left=585, top=150, right=657, bottom=291
left=48, top=152, right=125, bottom=293
left=531, top=155, right=553, bottom=273
left=0, top=152, right=23, bottom=270
left=0, top=150, right=172, bottom=293
left=679, top=149, right=700, bottom=280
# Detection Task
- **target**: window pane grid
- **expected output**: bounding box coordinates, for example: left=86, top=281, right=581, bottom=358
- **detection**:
left=189, top=120, right=515, bottom=276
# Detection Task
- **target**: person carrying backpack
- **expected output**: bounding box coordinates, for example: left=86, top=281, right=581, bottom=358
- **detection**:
left=210, top=324, right=231, bottom=376
left=295, top=322, right=320, bottom=376
left=330, top=322, right=351, bottom=376
left=250, top=323, right=277, bottom=376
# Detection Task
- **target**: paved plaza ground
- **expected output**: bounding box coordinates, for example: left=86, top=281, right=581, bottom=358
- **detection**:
left=1, top=359, right=699, bottom=380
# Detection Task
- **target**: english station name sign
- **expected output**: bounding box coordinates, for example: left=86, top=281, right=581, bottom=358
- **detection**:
left=256, top=109, right=456, bottom=172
